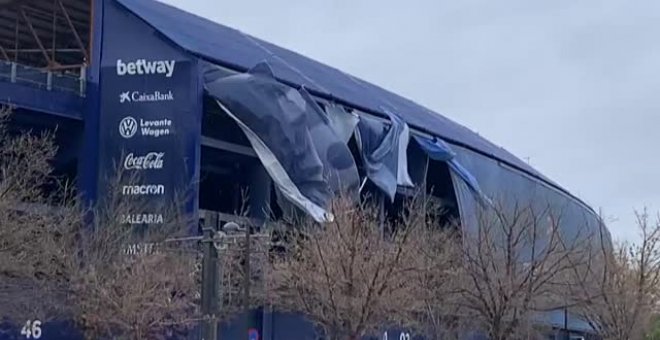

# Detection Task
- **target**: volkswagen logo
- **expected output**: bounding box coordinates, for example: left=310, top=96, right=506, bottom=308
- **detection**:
left=119, top=116, right=138, bottom=138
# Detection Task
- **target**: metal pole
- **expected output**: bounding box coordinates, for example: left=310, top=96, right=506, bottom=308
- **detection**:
left=0, top=44, right=9, bottom=61
left=79, top=66, right=86, bottom=96
left=378, top=194, right=385, bottom=235
left=51, top=0, right=57, bottom=63
left=244, top=224, right=251, bottom=337
left=563, top=307, right=569, bottom=340
left=201, top=218, right=219, bottom=340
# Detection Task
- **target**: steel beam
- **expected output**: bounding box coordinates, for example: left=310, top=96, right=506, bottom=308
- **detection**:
left=0, top=44, right=9, bottom=61
left=200, top=217, right=219, bottom=340
left=57, top=0, right=88, bottom=62
left=51, top=0, right=57, bottom=62
left=201, top=136, right=257, bottom=157
left=19, top=7, right=51, bottom=66
left=0, top=81, right=84, bottom=120
left=2, top=48, right=83, bottom=53
left=47, top=62, right=84, bottom=70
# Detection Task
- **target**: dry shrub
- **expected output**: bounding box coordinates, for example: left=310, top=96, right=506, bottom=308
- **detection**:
left=266, top=194, right=457, bottom=340
left=568, top=210, right=660, bottom=340
left=0, top=106, right=199, bottom=339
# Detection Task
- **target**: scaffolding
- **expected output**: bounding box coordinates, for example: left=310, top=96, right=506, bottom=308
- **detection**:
left=0, top=0, right=91, bottom=72
left=0, top=0, right=89, bottom=94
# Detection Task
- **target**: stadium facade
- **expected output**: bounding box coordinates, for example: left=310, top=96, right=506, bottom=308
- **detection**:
left=0, top=0, right=606, bottom=339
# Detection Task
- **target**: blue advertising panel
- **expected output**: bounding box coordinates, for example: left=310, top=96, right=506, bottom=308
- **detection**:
left=97, top=0, right=201, bottom=223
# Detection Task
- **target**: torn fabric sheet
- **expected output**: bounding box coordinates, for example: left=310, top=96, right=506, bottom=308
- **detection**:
left=355, top=112, right=414, bottom=201
left=218, top=100, right=330, bottom=222
left=203, top=61, right=359, bottom=221
left=298, top=87, right=360, bottom=199
left=413, top=134, right=491, bottom=205
left=324, top=103, right=359, bottom=144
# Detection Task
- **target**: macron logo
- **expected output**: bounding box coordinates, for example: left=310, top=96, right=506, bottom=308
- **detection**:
left=116, top=59, right=176, bottom=78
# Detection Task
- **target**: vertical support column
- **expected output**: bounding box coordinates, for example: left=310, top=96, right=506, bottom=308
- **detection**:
left=243, top=223, right=252, bottom=339
left=79, top=66, right=86, bottom=96
left=78, top=0, right=103, bottom=206
left=200, top=213, right=219, bottom=340
left=247, top=164, right=270, bottom=340
left=562, top=308, right=570, bottom=340
left=10, top=62, right=16, bottom=82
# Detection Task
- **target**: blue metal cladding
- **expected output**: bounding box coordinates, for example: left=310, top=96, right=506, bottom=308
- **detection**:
left=95, top=0, right=201, bottom=221
left=449, top=144, right=605, bottom=334
left=113, top=0, right=601, bottom=232
left=0, top=80, right=83, bottom=120
left=114, top=0, right=570, bottom=196
left=450, top=142, right=605, bottom=252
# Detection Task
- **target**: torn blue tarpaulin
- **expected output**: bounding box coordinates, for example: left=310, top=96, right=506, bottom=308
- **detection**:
left=413, top=134, right=491, bottom=204
left=324, top=103, right=359, bottom=144
left=298, top=86, right=360, bottom=199
left=203, top=62, right=359, bottom=222
left=355, top=112, right=414, bottom=201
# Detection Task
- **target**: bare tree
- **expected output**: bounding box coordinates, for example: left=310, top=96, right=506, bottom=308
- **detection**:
left=48, top=168, right=201, bottom=340
left=0, top=110, right=201, bottom=340
left=403, top=198, right=464, bottom=340
left=0, top=104, right=66, bottom=326
left=453, top=200, right=588, bottom=340
left=409, top=231, right=465, bottom=340
left=0, top=105, right=261, bottom=339
left=567, top=210, right=660, bottom=340
left=265, top=195, right=456, bottom=340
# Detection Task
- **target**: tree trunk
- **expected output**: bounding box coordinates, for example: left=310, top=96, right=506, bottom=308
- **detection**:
left=489, top=326, right=506, bottom=340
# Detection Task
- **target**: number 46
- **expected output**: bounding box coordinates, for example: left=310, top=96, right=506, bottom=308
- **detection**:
left=20, top=320, right=42, bottom=339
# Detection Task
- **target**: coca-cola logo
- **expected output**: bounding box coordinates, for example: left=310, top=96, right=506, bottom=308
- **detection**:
left=124, top=152, right=164, bottom=170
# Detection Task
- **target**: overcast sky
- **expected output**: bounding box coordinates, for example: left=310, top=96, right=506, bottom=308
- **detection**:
left=161, top=0, right=660, bottom=243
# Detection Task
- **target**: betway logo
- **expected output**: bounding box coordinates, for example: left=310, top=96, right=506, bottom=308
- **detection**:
left=116, top=59, right=175, bottom=78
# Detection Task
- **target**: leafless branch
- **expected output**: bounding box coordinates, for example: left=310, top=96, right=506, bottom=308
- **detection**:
left=451, top=199, right=592, bottom=340
left=566, top=209, right=660, bottom=340
left=265, top=193, right=457, bottom=340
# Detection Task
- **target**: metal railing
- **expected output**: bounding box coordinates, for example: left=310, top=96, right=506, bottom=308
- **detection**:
left=0, top=61, right=86, bottom=97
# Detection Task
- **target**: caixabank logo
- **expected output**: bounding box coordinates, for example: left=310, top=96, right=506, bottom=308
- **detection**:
left=119, top=116, right=172, bottom=139
left=119, top=90, right=174, bottom=104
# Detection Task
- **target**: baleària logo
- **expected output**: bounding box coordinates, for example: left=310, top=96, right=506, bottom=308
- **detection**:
left=116, top=59, right=176, bottom=78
